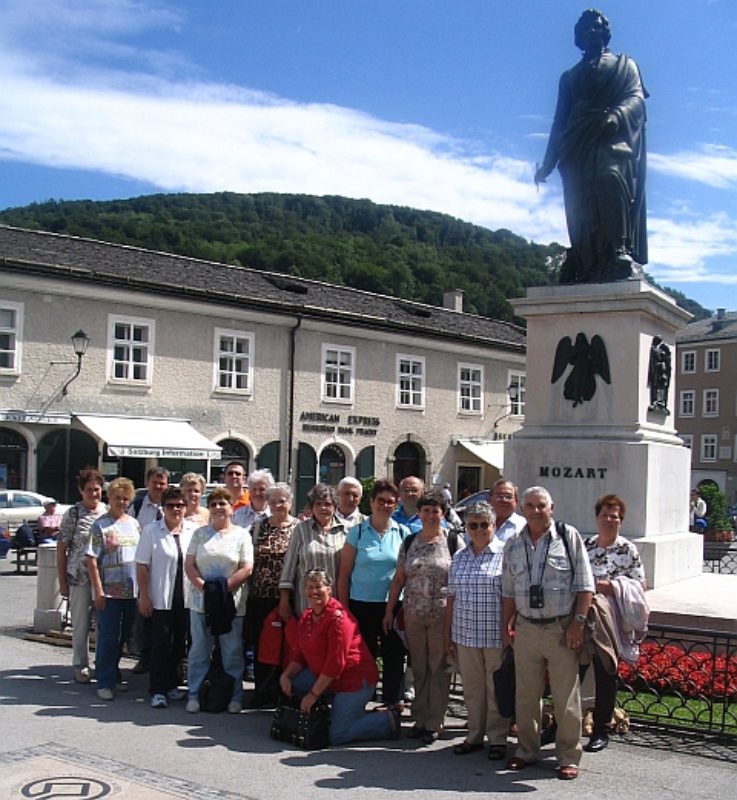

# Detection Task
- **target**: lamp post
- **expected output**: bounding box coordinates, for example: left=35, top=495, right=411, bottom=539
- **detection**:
left=61, top=329, right=90, bottom=396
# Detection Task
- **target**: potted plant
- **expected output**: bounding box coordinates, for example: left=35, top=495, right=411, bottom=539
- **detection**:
left=699, top=484, right=734, bottom=545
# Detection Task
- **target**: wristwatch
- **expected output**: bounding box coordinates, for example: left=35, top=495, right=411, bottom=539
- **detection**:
left=574, top=612, right=587, bottom=624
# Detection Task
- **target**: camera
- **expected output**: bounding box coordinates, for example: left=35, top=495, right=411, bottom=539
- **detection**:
left=529, top=584, right=544, bottom=609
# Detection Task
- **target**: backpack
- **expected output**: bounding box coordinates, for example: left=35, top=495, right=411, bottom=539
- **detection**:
left=402, top=528, right=461, bottom=557
left=198, top=644, right=235, bottom=713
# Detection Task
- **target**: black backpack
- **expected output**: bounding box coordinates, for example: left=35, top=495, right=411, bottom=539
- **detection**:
left=198, top=644, right=235, bottom=713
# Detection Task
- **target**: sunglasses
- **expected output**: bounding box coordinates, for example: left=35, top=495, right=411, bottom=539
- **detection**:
left=467, top=521, right=491, bottom=530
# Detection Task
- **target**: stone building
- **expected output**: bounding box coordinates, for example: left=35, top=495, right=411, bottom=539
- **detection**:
left=676, top=308, right=737, bottom=504
left=1, top=225, right=526, bottom=509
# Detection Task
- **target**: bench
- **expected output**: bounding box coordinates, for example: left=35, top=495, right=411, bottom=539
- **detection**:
left=15, top=546, right=38, bottom=574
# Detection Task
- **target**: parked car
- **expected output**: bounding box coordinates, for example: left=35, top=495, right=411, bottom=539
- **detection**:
left=453, top=489, right=491, bottom=522
left=0, top=490, right=70, bottom=531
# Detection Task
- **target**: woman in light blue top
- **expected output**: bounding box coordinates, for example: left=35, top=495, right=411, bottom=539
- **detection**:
left=337, top=479, right=408, bottom=706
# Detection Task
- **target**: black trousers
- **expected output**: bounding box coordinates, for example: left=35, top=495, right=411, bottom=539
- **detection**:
left=580, top=655, right=618, bottom=735
left=149, top=605, right=189, bottom=695
left=349, top=599, right=405, bottom=705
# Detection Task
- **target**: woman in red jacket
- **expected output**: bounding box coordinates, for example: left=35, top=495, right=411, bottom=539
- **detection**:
left=279, top=569, right=401, bottom=744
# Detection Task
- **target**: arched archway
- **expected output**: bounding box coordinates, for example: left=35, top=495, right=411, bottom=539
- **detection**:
left=319, top=444, right=347, bottom=487
left=393, top=441, right=426, bottom=485
left=212, top=437, right=251, bottom=483
left=0, top=427, right=29, bottom=489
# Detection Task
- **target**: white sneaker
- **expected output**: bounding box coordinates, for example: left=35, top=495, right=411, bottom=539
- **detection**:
left=96, top=687, right=114, bottom=701
left=74, top=668, right=91, bottom=684
left=150, top=693, right=168, bottom=709
left=167, top=688, right=186, bottom=701
left=185, top=698, right=200, bottom=714
left=227, top=700, right=242, bottom=714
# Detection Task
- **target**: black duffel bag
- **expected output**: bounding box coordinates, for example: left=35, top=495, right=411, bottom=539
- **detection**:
left=270, top=696, right=330, bottom=750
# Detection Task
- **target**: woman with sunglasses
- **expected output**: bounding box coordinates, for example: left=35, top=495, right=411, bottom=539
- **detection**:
left=136, top=486, right=196, bottom=709
left=444, top=501, right=508, bottom=761
left=184, top=488, right=253, bottom=714
left=337, top=479, right=410, bottom=709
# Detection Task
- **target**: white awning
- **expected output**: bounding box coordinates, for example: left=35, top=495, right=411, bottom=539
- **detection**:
left=76, top=415, right=222, bottom=460
left=456, top=438, right=505, bottom=470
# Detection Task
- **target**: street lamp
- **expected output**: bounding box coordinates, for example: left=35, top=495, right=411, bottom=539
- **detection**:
left=61, top=329, right=90, bottom=396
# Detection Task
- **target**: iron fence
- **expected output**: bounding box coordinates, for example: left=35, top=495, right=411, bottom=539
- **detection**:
left=617, top=623, right=737, bottom=738
left=703, top=543, right=737, bottom=575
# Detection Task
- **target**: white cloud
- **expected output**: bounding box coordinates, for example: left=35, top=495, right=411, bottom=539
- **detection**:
left=650, top=144, right=737, bottom=189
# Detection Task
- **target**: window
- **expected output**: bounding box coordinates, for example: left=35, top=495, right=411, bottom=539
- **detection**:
left=108, top=315, right=154, bottom=385
left=396, top=355, right=425, bottom=409
left=508, top=370, right=526, bottom=416
left=700, top=434, right=717, bottom=463
left=703, top=389, right=719, bottom=417
left=680, top=350, right=695, bottom=374
left=322, top=344, right=355, bottom=403
left=681, top=434, right=693, bottom=450
left=458, top=363, right=484, bottom=414
left=214, top=328, right=253, bottom=394
left=0, top=302, right=23, bottom=373
left=679, top=390, right=695, bottom=417
left=705, top=349, right=720, bottom=373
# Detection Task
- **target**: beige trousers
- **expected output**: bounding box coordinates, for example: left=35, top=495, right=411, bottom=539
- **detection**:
left=513, top=614, right=582, bottom=767
left=69, top=582, right=94, bottom=670
left=456, top=644, right=508, bottom=746
left=404, top=612, right=450, bottom=733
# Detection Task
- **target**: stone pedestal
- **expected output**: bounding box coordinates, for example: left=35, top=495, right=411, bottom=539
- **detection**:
left=504, top=280, right=702, bottom=588
left=34, top=543, right=62, bottom=633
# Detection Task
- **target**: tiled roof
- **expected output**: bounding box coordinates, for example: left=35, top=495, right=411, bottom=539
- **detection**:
left=676, top=311, right=737, bottom=344
left=0, top=224, right=525, bottom=351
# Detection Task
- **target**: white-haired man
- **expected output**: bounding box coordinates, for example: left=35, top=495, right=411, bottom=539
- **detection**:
left=234, top=468, right=275, bottom=530
left=335, top=477, right=364, bottom=529
left=501, top=486, right=594, bottom=781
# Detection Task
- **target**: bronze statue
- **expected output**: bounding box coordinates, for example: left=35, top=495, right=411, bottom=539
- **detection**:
left=647, top=336, right=671, bottom=414
left=535, top=9, right=648, bottom=284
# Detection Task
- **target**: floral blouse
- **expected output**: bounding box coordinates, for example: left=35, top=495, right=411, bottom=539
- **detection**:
left=398, top=534, right=461, bottom=619
left=585, top=535, right=645, bottom=583
left=251, top=517, right=296, bottom=599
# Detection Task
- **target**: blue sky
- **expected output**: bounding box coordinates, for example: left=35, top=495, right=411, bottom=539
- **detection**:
left=1, top=0, right=735, bottom=311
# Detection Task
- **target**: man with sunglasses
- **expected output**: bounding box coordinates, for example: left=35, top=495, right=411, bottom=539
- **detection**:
left=223, top=462, right=250, bottom=512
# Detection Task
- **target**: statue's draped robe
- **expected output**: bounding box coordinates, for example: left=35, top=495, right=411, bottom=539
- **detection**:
left=542, top=52, right=647, bottom=281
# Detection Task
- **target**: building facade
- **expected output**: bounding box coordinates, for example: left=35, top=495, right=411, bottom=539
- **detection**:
left=1, top=225, right=526, bottom=509
left=675, top=309, right=737, bottom=504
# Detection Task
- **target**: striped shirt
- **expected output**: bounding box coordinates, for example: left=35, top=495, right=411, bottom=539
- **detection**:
left=447, top=538, right=505, bottom=648
left=278, top=517, right=346, bottom=614
left=502, top=521, right=594, bottom=618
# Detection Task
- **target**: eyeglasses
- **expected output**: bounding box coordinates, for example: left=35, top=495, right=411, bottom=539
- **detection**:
left=164, top=503, right=185, bottom=509
left=492, top=494, right=515, bottom=502
left=467, top=521, right=491, bottom=530
left=374, top=497, right=397, bottom=506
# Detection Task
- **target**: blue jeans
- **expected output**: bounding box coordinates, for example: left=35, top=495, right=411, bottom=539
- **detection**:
left=95, top=598, right=137, bottom=690
left=292, top=669, right=391, bottom=745
left=188, top=611, right=244, bottom=703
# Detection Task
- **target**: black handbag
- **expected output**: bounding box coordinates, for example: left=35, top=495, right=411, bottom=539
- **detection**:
left=270, top=696, right=331, bottom=749
left=198, top=644, right=236, bottom=713
left=493, top=646, right=516, bottom=718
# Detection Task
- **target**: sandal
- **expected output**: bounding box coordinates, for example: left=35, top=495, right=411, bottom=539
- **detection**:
left=453, top=742, right=483, bottom=755
left=487, top=745, right=507, bottom=761
left=557, top=765, right=579, bottom=781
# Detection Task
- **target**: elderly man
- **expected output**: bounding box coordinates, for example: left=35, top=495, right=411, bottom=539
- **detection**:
left=38, top=498, right=62, bottom=541
left=129, top=467, right=169, bottom=527
left=335, top=477, right=364, bottom=529
left=501, top=486, right=594, bottom=780
left=489, top=479, right=526, bottom=543
left=392, top=476, right=424, bottom=533
left=223, top=461, right=250, bottom=510
left=233, top=468, right=274, bottom=530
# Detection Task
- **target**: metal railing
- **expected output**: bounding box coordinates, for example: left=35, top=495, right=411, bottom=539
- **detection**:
left=617, top=623, right=737, bottom=737
left=703, top=542, right=737, bottom=575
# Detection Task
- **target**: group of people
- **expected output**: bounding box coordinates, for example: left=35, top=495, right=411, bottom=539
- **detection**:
left=56, top=465, right=646, bottom=780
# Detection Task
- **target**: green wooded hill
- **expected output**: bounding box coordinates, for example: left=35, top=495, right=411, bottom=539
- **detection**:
left=0, top=192, right=709, bottom=322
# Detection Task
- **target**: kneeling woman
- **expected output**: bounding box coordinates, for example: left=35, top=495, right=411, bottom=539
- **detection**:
left=279, top=570, right=400, bottom=745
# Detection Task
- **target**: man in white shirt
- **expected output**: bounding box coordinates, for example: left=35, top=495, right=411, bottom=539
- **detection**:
left=489, top=479, right=526, bottom=543
left=129, top=467, right=169, bottom=527
left=335, top=477, right=364, bottom=529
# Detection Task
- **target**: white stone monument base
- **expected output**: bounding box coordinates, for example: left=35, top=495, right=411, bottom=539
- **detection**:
left=34, top=543, right=62, bottom=634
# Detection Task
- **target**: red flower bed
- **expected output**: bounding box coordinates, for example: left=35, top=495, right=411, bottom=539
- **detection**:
left=618, top=643, right=737, bottom=700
